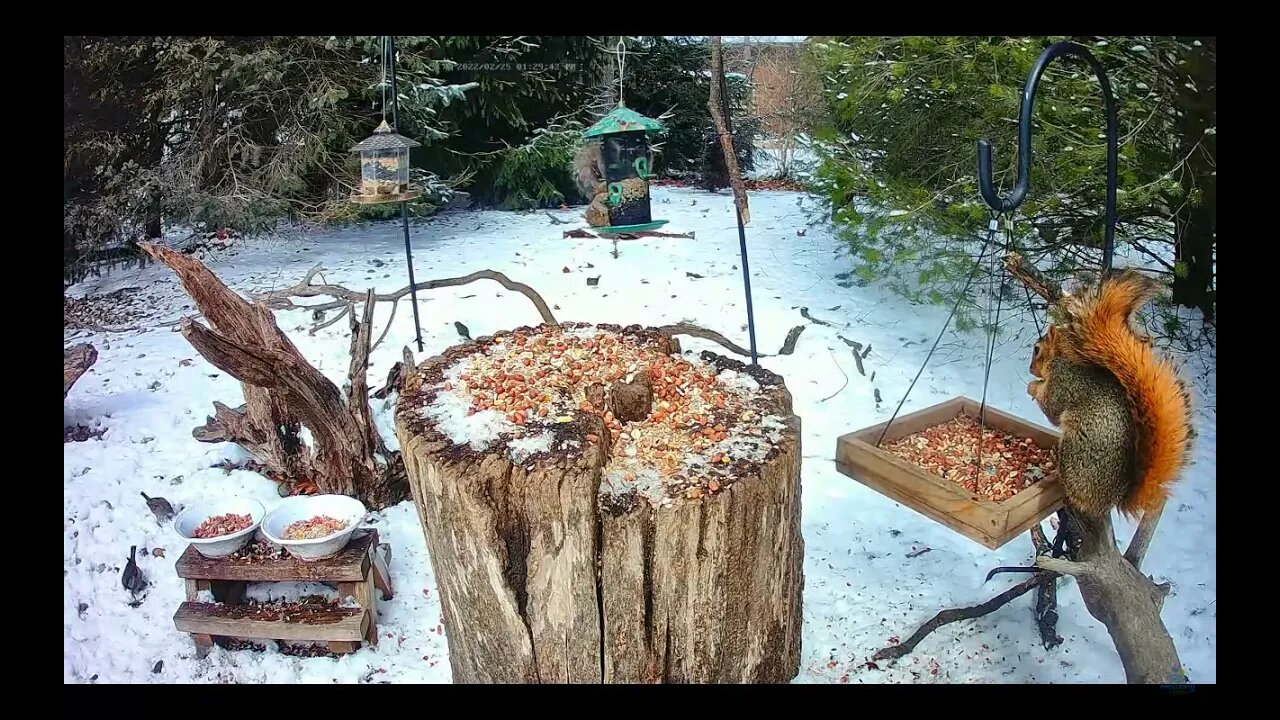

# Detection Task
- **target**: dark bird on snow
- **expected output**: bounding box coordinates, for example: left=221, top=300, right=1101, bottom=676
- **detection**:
left=121, top=546, right=149, bottom=597
left=455, top=322, right=471, bottom=340
left=140, top=492, right=176, bottom=524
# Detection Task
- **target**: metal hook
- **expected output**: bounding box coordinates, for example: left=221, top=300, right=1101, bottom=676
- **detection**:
left=977, top=40, right=1119, bottom=272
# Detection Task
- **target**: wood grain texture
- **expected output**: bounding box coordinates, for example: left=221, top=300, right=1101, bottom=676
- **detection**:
left=836, top=396, right=1064, bottom=550
left=173, top=602, right=368, bottom=642
left=396, top=345, right=803, bottom=684
left=175, top=531, right=376, bottom=583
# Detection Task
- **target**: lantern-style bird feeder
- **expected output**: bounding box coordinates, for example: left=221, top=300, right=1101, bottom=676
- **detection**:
left=350, top=120, right=421, bottom=205
left=582, top=103, right=668, bottom=233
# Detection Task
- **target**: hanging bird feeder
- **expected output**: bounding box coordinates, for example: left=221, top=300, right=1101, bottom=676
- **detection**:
left=581, top=103, right=668, bottom=234
left=835, top=41, right=1121, bottom=550
left=349, top=36, right=425, bottom=353
left=350, top=120, right=421, bottom=205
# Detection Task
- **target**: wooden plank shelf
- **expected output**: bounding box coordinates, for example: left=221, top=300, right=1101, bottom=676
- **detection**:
left=175, top=531, right=375, bottom=583
left=835, top=396, right=1065, bottom=550
left=174, top=602, right=370, bottom=643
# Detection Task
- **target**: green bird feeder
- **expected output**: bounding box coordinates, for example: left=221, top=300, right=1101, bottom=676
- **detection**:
left=582, top=103, right=668, bottom=233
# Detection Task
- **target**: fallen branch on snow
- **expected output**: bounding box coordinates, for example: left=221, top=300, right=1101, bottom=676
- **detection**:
left=253, top=266, right=559, bottom=327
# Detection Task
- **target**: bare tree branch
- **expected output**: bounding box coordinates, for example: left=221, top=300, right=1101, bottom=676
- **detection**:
left=254, top=268, right=559, bottom=326
left=1123, top=498, right=1167, bottom=571
left=708, top=36, right=751, bottom=225
left=872, top=575, right=1046, bottom=662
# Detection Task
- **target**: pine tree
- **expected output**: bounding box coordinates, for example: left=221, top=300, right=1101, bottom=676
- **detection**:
left=809, top=36, right=1215, bottom=330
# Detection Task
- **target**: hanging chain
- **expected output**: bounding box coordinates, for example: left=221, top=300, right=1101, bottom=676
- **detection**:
left=974, top=212, right=1010, bottom=489
left=380, top=36, right=389, bottom=124
left=875, top=213, right=1003, bottom=448
left=616, top=39, right=627, bottom=105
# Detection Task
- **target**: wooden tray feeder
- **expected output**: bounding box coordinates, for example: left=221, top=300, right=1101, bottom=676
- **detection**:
left=835, top=396, right=1064, bottom=550
left=172, top=529, right=393, bottom=657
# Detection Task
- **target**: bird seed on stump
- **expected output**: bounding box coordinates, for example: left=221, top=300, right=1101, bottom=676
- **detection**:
left=395, top=323, right=804, bottom=683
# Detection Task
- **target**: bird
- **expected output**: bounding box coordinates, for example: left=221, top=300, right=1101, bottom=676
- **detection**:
left=121, top=546, right=149, bottom=598
left=140, top=492, right=176, bottom=524
left=455, top=322, right=471, bottom=340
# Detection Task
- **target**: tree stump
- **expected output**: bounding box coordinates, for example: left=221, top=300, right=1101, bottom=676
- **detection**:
left=395, top=323, right=804, bottom=683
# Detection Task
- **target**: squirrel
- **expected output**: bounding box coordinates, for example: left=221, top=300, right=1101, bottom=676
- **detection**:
left=572, top=141, right=610, bottom=228
left=989, top=269, right=1192, bottom=578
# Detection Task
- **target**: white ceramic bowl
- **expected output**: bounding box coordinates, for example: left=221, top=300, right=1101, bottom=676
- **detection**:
left=260, top=495, right=367, bottom=562
left=173, top=498, right=266, bottom=558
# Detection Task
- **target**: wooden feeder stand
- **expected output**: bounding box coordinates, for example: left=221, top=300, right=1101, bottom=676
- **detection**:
left=350, top=120, right=421, bottom=205
left=582, top=104, right=668, bottom=234
left=172, top=529, right=394, bottom=657
left=836, top=397, right=1064, bottom=550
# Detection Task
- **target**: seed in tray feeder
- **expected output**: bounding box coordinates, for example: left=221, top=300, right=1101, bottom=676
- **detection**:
left=881, top=414, right=1054, bottom=503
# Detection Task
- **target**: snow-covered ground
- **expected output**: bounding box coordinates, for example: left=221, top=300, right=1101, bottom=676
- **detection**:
left=63, top=186, right=1216, bottom=684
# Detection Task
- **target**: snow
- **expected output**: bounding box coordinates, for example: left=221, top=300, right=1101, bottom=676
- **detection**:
left=420, top=361, right=517, bottom=451
left=64, top=185, right=1216, bottom=684
left=717, top=368, right=760, bottom=394
left=507, top=432, right=554, bottom=462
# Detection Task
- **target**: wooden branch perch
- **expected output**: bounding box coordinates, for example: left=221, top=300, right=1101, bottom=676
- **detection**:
left=1005, top=252, right=1062, bottom=303
left=1034, top=512, right=1187, bottom=683
left=1124, top=499, right=1167, bottom=571
left=708, top=36, right=751, bottom=226
left=1030, top=524, right=1063, bottom=649
left=994, top=250, right=1187, bottom=683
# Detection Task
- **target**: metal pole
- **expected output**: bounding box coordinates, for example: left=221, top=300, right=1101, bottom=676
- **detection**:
left=717, top=65, right=759, bottom=365
left=389, top=35, right=425, bottom=352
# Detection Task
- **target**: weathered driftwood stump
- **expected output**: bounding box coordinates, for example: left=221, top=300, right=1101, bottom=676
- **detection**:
left=395, top=323, right=804, bottom=683
left=64, top=343, right=98, bottom=399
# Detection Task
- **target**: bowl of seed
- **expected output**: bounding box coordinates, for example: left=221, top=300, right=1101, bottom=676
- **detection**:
left=260, top=495, right=367, bottom=562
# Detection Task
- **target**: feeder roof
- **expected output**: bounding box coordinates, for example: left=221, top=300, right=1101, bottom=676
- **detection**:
left=351, top=120, right=421, bottom=153
left=582, top=104, right=666, bottom=138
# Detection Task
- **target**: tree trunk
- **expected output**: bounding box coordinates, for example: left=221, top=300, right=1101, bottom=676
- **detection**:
left=145, top=104, right=164, bottom=241
left=1171, top=37, right=1216, bottom=321
left=139, top=242, right=407, bottom=510
left=64, top=343, right=98, bottom=399
left=1037, top=510, right=1187, bottom=684
left=395, top=329, right=803, bottom=683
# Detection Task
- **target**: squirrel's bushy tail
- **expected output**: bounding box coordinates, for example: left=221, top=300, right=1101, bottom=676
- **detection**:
left=1058, top=269, right=1193, bottom=517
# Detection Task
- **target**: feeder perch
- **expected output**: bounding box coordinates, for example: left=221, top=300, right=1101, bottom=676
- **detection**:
left=350, top=120, right=421, bottom=205
left=835, top=397, right=1065, bottom=550
left=582, top=104, right=668, bottom=234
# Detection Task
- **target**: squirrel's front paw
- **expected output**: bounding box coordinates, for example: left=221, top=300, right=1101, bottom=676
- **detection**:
left=1027, top=379, right=1043, bottom=399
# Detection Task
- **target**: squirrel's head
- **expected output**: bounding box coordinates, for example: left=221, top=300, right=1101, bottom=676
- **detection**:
left=1029, top=325, right=1059, bottom=379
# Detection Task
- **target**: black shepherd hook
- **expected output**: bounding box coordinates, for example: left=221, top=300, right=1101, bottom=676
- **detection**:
left=977, top=40, right=1119, bottom=272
